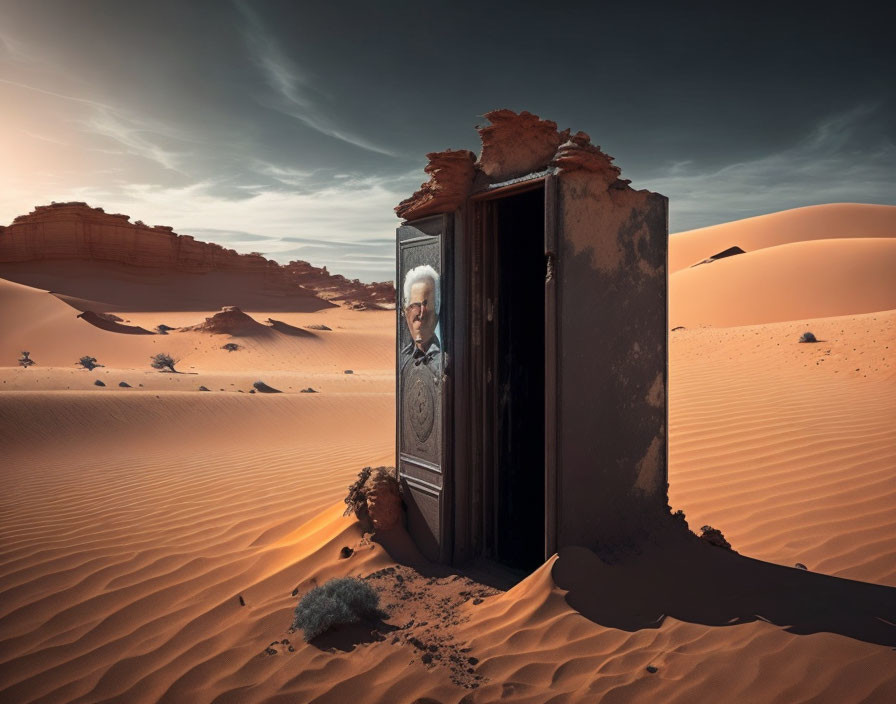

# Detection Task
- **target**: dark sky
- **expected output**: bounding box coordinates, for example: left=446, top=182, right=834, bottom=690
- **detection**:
left=1, top=0, right=893, bottom=280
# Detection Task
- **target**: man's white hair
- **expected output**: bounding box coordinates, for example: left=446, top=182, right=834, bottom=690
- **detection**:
left=403, top=264, right=440, bottom=314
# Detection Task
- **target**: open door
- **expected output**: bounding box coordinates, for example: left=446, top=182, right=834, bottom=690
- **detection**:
left=396, top=214, right=452, bottom=562
left=475, top=183, right=548, bottom=571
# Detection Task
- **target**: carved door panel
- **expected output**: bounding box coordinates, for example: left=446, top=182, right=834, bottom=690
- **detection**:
left=397, top=214, right=451, bottom=562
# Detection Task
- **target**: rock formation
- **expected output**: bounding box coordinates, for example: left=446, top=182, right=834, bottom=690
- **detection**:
left=282, top=259, right=395, bottom=309
left=0, top=202, right=394, bottom=309
left=363, top=466, right=402, bottom=531
left=182, top=306, right=272, bottom=336
left=0, top=202, right=280, bottom=274
left=76, top=311, right=154, bottom=335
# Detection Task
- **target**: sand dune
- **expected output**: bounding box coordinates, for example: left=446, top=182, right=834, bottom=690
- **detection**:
left=671, top=237, right=896, bottom=327
left=0, top=260, right=332, bottom=313
left=2, top=297, right=894, bottom=702
left=669, top=309, right=896, bottom=587
left=2, top=201, right=896, bottom=702
left=0, top=278, right=392, bottom=380
left=670, top=203, right=896, bottom=273
left=0, top=394, right=394, bottom=703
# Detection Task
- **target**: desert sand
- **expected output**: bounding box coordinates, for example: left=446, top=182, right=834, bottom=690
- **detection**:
left=1, top=202, right=895, bottom=702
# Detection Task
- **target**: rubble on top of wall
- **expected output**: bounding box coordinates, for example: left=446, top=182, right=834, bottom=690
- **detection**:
left=395, top=109, right=632, bottom=220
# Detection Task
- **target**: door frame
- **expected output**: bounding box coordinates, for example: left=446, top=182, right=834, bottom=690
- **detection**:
left=465, top=174, right=559, bottom=564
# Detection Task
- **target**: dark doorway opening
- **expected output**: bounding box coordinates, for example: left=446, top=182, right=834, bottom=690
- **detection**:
left=489, top=185, right=546, bottom=571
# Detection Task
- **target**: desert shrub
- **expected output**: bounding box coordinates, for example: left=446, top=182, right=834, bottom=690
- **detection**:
left=150, top=352, right=178, bottom=372
left=77, top=355, right=101, bottom=370
left=155, top=324, right=174, bottom=335
left=222, top=342, right=240, bottom=352
left=700, top=525, right=732, bottom=550
left=670, top=508, right=689, bottom=529
left=798, top=331, right=817, bottom=343
left=344, top=466, right=375, bottom=518
left=18, top=351, right=35, bottom=368
left=292, top=577, right=383, bottom=642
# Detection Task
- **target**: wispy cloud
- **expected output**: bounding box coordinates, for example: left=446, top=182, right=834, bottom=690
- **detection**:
left=233, top=0, right=398, bottom=158
left=83, top=107, right=186, bottom=173
left=53, top=169, right=421, bottom=280
left=0, top=76, right=190, bottom=174
left=642, top=104, right=896, bottom=232
left=0, top=31, right=40, bottom=64
left=0, top=76, right=114, bottom=110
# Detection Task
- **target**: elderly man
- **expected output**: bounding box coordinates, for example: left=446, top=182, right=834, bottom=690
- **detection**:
left=401, top=264, right=441, bottom=368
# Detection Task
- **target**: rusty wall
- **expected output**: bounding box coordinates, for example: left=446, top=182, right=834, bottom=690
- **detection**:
left=555, top=172, right=668, bottom=555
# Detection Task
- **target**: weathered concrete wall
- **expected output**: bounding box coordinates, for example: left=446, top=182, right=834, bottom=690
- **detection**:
left=395, top=109, right=670, bottom=563
left=556, top=169, right=668, bottom=556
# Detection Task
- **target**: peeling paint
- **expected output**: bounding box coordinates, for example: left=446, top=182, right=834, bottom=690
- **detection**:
left=646, top=373, right=664, bottom=408
left=634, top=433, right=663, bottom=494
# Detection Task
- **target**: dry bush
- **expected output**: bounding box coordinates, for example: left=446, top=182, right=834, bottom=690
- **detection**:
left=77, top=355, right=102, bottom=370
left=292, top=577, right=384, bottom=642
left=150, top=353, right=178, bottom=372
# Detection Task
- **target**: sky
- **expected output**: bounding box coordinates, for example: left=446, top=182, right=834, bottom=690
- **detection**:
left=1, top=0, right=894, bottom=282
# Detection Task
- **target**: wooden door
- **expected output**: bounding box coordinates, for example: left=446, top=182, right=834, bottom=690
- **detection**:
left=396, top=214, right=452, bottom=562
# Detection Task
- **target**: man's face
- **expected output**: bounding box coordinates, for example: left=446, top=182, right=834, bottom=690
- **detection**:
left=405, top=278, right=437, bottom=348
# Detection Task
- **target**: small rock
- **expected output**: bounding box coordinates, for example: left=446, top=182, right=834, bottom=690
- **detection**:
left=646, top=665, right=658, bottom=673
left=249, top=389, right=256, bottom=394
left=94, top=379, right=105, bottom=387
left=253, top=380, right=282, bottom=393
left=795, top=563, right=808, bottom=570
left=339, top=546, right=354, bottom=559
left=119, top=381, right=131, bottom=387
